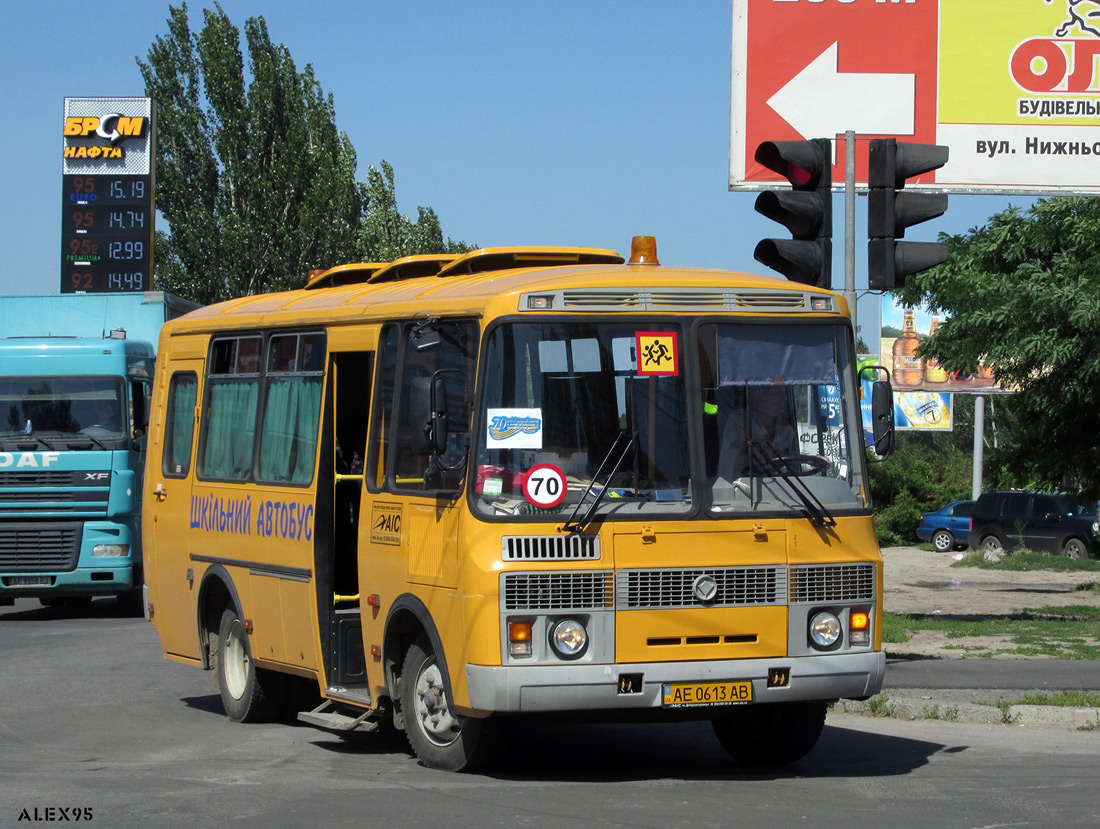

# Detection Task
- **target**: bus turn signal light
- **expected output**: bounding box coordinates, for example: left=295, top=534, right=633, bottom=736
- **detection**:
left=849, top=610, right=870, bottom=645
left=508, top=619, right=533, bottom=657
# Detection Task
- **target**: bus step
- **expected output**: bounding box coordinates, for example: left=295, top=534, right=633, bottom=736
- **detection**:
left=298, top=700, right=379, bottom=733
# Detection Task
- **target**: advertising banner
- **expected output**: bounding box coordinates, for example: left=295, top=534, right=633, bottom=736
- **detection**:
left=731, top=0, right=1100, bottom=194
left=880, top=295, right=1004, bottom=395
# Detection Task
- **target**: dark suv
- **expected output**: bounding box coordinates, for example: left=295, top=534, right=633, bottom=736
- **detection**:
left=967, top=491, right=1099, bottom=560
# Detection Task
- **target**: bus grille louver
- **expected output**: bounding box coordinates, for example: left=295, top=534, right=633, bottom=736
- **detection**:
left=790, top=563, right=876, bottom=603
left=502, top=535, right=600, bottom=561
left=616, top=566, right=787, bottom=609
left=556, top=289, right=810, bottom=312
left=502, top=572, right=614, bottom=610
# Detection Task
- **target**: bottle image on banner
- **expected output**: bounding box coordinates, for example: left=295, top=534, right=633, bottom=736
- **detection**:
left=977, top=356, right=995, bottom=385
left=892, top=310, right=924, bottom=387
left=898, top=391, right=950, bottom=429
left=923, top=313, right=947, bottom=384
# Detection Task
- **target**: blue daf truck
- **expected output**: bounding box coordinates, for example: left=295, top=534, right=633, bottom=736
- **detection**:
left=0, top=293, right=196, bottom=612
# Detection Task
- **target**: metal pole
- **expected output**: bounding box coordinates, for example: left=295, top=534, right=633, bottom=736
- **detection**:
left=844, top=130, right=857, bottom=338
left=971, top=395, right=985, bottom=500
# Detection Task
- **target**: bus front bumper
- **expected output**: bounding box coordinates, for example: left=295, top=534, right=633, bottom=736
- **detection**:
left=464, top=651, right=885, bottom=714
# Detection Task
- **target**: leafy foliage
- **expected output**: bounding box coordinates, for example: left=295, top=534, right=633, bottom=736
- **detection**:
left=894, top=197, right=1100, bottom=497
left=360, top=161, right=474, bottom=262
left=868, top=434, right=972, bottom=546
left=139, top=3, right=469, bottom=303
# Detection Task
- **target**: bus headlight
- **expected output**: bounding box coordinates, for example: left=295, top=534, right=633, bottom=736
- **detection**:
left=93, top=544, right=129, bottom=557
left=549, top=618, right=588, bottom=660
left=809, top=611, right=842, bottom=649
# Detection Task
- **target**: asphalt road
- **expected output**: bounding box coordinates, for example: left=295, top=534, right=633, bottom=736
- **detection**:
left=1, top=597, right=1097, bottom=829
left=885, top=655, right=1100, bottom=691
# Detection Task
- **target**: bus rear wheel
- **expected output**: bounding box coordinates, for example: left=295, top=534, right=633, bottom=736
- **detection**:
left=400, top=636, right=492, bottom=772
left=214, top=606, right=284, bottom=723
left=712, top=701, right=827, bottom=767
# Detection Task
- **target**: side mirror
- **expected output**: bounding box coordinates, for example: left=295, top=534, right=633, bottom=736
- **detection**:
left=871, top=379, right=895, bottom=458
left=409, top=374, right=449, bottom=456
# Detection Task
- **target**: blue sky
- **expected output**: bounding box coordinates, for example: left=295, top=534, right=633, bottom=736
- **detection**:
left=1, top=0, right=1025, bottom=338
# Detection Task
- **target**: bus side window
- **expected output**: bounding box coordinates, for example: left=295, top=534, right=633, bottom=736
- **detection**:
left=163, top=372, right=198, bottom=478
left=386, top=319, right=477, bottom=494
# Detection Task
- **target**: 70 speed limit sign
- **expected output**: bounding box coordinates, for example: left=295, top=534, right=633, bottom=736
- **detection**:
left=522, top=464, right=567, bottom=509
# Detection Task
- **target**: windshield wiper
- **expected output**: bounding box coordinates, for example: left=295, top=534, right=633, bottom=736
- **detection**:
left=5, top=434, right=57, bottom=451
left=560, top=430, right=636, bottom=535
left=748, top=443, right=835, bottom=528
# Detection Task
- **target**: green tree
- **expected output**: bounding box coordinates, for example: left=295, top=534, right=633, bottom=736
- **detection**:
left=139, top=3, right=362, bottom=302
left=868, top=435, right=973, bottom=546
left=894, top=196, right=1100, bottom=497
left=359, top=161, right=474, bottom=262
left=139, top=4, right=469, bottom=303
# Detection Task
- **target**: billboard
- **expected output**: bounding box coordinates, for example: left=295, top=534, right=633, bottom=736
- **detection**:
left=731, top=0, right=1100, bottom=193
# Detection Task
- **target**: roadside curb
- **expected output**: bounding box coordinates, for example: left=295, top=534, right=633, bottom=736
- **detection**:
left=839, top=689, right=1100, bottom=731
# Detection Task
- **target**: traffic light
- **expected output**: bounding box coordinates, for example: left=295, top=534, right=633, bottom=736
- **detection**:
left=867, top=138, right=949, bottom=290
left=752, top=138, right=832, bottom=288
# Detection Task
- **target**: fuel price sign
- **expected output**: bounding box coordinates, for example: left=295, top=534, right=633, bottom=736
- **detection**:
left=61, top=174, right=153, bottom=293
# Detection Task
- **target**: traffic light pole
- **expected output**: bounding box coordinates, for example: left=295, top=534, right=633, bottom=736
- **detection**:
left=844, top=130, right=857, bottom=339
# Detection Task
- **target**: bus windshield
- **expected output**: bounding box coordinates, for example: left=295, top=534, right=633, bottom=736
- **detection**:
left=0, top=376, right=127, bottom=446
left=475, top=321, right=692, bottom=520
left=473, top=319, right=866, bottom=522
left=699, top=321, right=864, bottom=515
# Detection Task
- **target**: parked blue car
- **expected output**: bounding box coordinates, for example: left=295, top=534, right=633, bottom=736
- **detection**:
left=916, top=500, right=975, bottom=552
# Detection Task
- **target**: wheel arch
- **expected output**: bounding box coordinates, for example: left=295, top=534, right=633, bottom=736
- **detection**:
left=196, top=564, right=246, bottom=670
left=383, top=594, right=451, bottom=708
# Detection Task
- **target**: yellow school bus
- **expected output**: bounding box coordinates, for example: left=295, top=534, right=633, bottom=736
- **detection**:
left=142, top=237, right=894, bottom=772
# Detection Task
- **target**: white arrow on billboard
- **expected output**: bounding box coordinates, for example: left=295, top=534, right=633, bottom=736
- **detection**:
left=766, top=42, right=915, bottom=140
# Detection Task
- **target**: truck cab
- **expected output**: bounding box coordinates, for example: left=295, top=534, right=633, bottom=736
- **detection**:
left=0, top=334, right=154, bottom=611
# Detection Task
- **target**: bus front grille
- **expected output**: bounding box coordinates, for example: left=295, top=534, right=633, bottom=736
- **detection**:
left=790, top=563, right=876, bottom=603
left=616, top=566, right=787, bottom=609
left=502, top=571, right=614, bottom=611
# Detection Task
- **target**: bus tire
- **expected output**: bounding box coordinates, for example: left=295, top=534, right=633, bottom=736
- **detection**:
left=214, top=606, right=284, bottom=723
left=712, top=701, right=827, bottom=767
left=400, top=636, right=492, bottom=772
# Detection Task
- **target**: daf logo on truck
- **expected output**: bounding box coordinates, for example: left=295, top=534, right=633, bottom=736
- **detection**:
left=0, top=452, right=60, bottom=468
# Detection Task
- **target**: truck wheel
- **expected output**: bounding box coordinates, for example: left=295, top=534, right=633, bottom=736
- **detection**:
left=713, top=701, right=827, bottom=766
left=400, top=636, right=492, bottom=772
left=213, top=606, right=284, bottom=723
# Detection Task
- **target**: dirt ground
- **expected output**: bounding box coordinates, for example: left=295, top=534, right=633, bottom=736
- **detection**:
left=880, top=545, right=1100, bottom=659
left=881, top=545, right=1100, bottom=617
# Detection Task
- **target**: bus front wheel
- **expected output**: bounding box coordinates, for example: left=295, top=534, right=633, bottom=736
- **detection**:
left=712, top=701, right=827, bottom=766
left=213, top=606, right=284, bottom=723
left=400, top=636, right=492, bottom=772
